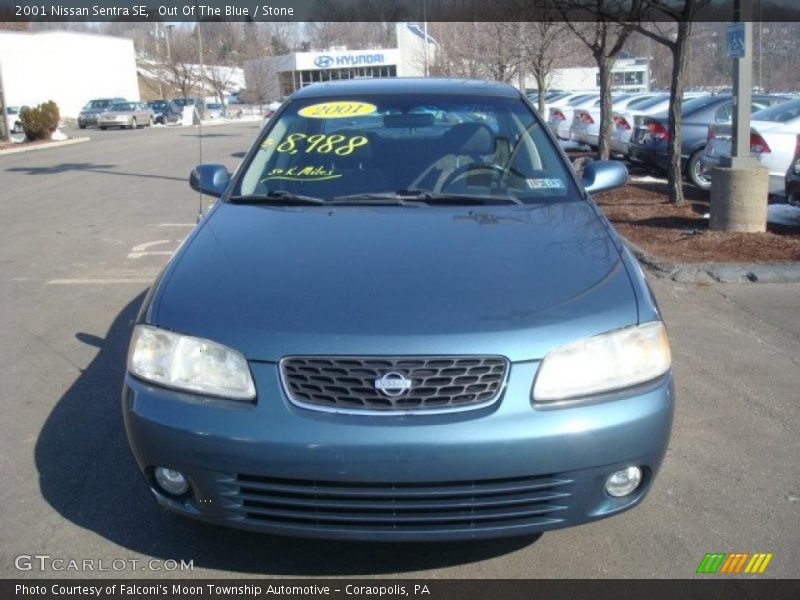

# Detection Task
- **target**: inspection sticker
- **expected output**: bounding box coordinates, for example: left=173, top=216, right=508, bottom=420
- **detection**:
left=298, top=101, right=377, bottom=119
left=527, top=178, right=566, bottom=190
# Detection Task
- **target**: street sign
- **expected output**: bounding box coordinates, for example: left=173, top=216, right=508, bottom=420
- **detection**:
left=726, top=23, right=746, bottom=58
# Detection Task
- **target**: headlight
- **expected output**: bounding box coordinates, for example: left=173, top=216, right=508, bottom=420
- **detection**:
left=127, top=325, right=256, bottom=400
left=533, top=321, right=671, bottom=402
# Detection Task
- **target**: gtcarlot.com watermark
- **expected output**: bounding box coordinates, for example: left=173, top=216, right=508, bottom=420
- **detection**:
left=14, top=554, right=193, bottom=572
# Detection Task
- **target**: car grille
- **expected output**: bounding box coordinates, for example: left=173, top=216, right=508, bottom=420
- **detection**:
left=280, top=356, right=508, bottom=413
left=223, top=473, right=572, bottom=533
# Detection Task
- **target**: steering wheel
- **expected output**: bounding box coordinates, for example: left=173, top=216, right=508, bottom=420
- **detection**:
left=438, top=162, right=525, bottom=192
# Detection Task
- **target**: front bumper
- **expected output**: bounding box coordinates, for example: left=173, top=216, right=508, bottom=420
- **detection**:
left=78, top=114, right=99, bottom=126
left=123, top=362, right=674, bottom=541
left=98, top=118, right=130, bottom=127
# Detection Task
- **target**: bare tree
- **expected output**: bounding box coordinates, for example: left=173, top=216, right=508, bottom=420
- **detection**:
left=242, top=59, right=278, bottom=105
left=632, top=1, right=712, bottom=205
left=560, top=13, right=638, bottom=160
left=163, top=28, right=200, bottom=100
left=522, top=21, right=568, bottom=114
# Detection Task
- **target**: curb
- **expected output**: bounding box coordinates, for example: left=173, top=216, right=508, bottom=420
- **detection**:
left=0, top=137, right=90, bottom=156
left=626, top=240, right=800, bottom=284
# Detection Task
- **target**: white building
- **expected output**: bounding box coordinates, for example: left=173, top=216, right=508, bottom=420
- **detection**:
left=245, top=23, right=437, bottom=100
left=0, top=31, right=139, bottom=118
left=546, top=56, right=650, bottom=93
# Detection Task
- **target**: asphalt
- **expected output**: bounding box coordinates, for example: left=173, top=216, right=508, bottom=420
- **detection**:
left=0, top=122, right=798, bottom=579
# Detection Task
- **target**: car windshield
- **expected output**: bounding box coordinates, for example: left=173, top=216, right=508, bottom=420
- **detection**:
left=630, top=95, right=670, bottom=111
left=751, top=98, right=800, bottom=123
left=85, top=100, right=111, bottom=109
left=626, top=95, right=664, bottom=110
left=567, top=94, right=596, bottom=106
left=682, top=95, right=726, bottom=115
left=110, top=103, right=135, bottom=112
left=150, top=101, right=165, bottom=110
left=236, top=93, right=576, bottom=203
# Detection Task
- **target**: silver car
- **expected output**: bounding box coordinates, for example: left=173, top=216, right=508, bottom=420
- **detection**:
left=97, top=102, right=154, bottom=130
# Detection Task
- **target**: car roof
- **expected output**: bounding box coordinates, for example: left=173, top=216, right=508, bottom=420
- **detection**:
left=291, top=78, right=521, bottom=99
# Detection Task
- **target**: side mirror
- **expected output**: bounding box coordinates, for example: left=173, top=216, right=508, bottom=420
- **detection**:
left=582, top=160, right=628, bottom=195
left=189, top=164, right=230, bottom=197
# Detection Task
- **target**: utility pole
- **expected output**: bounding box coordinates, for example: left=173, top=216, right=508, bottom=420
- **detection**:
left=165, top=24, right=174, bottom=64
left=422, top=0, right=429, bottom=77
left=196, top=19, right=206, bottom=107
left=0, top=61, right=10, bottom=143
left=154, top=23, right=164, bottom=100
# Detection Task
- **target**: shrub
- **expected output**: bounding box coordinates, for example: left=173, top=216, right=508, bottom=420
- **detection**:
left=19, top=101, right=60, bottom=141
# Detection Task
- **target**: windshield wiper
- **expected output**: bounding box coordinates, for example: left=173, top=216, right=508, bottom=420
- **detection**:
left=333, top=189, right=523, bottom=206
left=329, top=192, right=428, bottom=207
left=228, top=190, right=326, bottom=206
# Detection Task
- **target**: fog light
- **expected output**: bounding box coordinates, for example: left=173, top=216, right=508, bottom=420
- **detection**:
left=154, top=467, right=189, bottom=496
left=605, top=466, right=642, bottom=498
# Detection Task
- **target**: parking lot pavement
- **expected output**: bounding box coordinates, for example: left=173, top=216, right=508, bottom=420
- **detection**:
left=0, top=123, right=798, bottom=578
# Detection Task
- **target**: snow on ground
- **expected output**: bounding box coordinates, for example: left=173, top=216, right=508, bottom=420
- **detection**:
left=698, top=203, right=800, bottom=227
left=630, top=175, right=668, bottom=184
left=559, top=140, right=590, bottom=152
left=768, top=203, right=800, bottom=227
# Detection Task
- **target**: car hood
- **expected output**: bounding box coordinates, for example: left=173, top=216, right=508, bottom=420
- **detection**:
left=100, top=111, right=131, bottom=117
left=152, top=201, right=638, bottom=362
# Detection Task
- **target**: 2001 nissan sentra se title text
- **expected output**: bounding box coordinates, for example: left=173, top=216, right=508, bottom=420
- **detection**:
left=122, top=78, right=674, bottom=542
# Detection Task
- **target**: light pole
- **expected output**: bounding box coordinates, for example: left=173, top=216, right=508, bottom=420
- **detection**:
left=709, top=0, right=769, bottom=233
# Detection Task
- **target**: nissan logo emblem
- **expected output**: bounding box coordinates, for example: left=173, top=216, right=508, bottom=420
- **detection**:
left=314, top=55, right=334, bottom=68
left=374, top=371, right=412, bottom=397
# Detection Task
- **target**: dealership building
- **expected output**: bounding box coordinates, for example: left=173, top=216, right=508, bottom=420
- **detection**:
left=244, top=23, right=436, bottom=100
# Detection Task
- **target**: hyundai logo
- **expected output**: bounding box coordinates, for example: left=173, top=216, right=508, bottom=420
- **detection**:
left=313, top=55, right=334, bottom=68
left=374, top=371, right=412, bottom=397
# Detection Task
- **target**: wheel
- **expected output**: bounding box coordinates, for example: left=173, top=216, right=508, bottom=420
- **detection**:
left=78, top=124, right=86, bottom=130
left=99, top=126, right=107, bottom=130
left=687, top=149, right=712, bottom=190
left=130, top=117, right=137, bottom=129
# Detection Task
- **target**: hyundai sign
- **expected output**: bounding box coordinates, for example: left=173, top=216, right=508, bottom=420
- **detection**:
left=311, top=53, right=387, bottom=69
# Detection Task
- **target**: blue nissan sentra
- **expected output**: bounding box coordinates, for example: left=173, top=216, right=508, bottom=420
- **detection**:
left=122, top=78, right=674, bottom=541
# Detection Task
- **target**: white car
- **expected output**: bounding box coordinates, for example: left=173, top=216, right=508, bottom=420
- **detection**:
left=570, top=94, right=667, bottom=148
left=547, top=93, right=601, bottom=140
left=700, top=98, right=800, bottom=195
left=610, top=93, right=708, bottom=156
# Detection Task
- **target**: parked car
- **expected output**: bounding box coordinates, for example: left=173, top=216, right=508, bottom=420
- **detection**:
left=570, top=94, right=667, bottom=148
left=97, top=101, right=154, bottom=130
left=123, top=78, right=674, bottom=542
left=628, top=94, right=786, bottom=187
left=77, top=97, right=126, bottom=128
left=700, top=98, right=800, bottom=194
left=147, top=100, right=182, bottom=125
left=787, top=137, right=800, bottom=206
left=260, top=101, right=283, bottom=129
left=547, top=93, right=601, bottom=140
left=4, top=105, right=23, bottom=135
left=610, top=93, right=707, bottom=157
left=206, top=103, right=225, bottom=120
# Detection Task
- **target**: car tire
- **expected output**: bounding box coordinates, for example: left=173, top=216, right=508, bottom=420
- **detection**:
left=687, top=149, right=712, bottom=190
left=79, top=124, right=86, bottom=130
left=99, top=126, right=107, bottom=131
left=130, top=117, right=137, bottom=129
